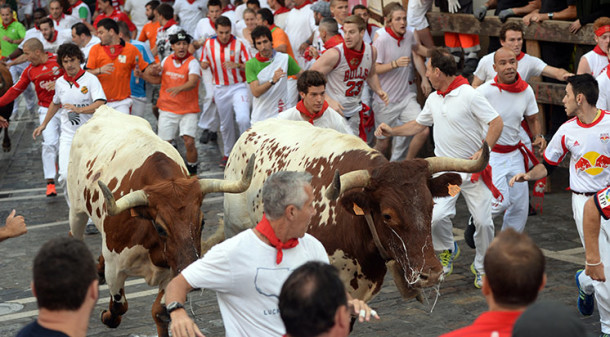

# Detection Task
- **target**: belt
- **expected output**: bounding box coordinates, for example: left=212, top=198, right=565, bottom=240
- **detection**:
left=572, top=191, right=596, bottom=196
left=492, top=142, right=539, bottom=171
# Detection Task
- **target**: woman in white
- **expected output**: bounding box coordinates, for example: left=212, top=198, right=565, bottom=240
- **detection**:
left=33, top=43, right=106, bottom=202
left=237, top=8, right=259, bottom=56
left=577, top=17, right=610, bottom=77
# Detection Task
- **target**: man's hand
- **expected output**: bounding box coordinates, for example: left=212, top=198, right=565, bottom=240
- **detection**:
left=375, top=123, right=393, bottom=138
left=326, top=96, right=344, bottom=115
left=299, top=42, right=311, bottom=55
left=532, top=136, right=547, bottom=155
left=148, top=63, right=162, bottom=74
left=100, top=63, right=115, bottom=75
left=561, top=71, right=574, bottom=81
left=222, top=61, right=240, bottom=69
left=586, top=263, right=606, bottom=282
left=447, top=0, right=461, bottom=13
left=166, top=87, right=182, bottom=97
left=2, top=36, right=10, bottom=42
left=395, top=56, right=411, bottom=67
left=200, top=61, right=209, bottom=70
left=170, top=310, right=205, bottom=337
left=63, top=103, right=80, bottom=113
left=498, top=8, right=515, bottom=22
left=32, top=125, right=46, bottom=139
left=3, top=210, right=27, bottom=239
left=307, top=46, right=319, bottom=60
left=272, top=68, right=285, bottom=83
left=377, top=90, right=389, bottom=105
left=469, top=148, right=483, bottom=161
left=509, top=173, right=530, bottom=186
left=473, top=5, right=488, bottom=21
left=0, top=115, right=8, bottom=128
left=348, top=299, right=380, bottom=322
left=421, top=79, right=432, bottom=97
left=523, top=12, right=536, bottom=26
left=569, top=19, right=582, bottom=34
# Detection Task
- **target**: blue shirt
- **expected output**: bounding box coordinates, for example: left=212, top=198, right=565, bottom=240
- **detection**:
left=130, top=40, right=154, bottom=98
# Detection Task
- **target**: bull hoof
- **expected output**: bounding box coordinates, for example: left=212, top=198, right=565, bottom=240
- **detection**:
left=101, top=309, right=122, bottom=328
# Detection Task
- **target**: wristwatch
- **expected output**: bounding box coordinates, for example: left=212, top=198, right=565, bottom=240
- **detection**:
left=548, top=12, right=554, bottom=20
left=269, top=79, right=276, bottom=85
left=166, top=301, right=185, bottom=315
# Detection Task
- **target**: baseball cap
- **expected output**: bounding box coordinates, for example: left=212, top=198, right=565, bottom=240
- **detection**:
left=311, top=1, right=331, bottom=18
left=169, top=30, right=192, bottom=44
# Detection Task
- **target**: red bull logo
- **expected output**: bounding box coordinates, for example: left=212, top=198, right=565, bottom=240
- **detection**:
left=574, top=151, right=610, bottom=175
left=601, top=133, right=609, bottom=144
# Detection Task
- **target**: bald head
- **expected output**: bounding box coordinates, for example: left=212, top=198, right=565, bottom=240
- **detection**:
left=23, top=38, right=44, bottom=52
left=494, top=47, right=516, bottom=64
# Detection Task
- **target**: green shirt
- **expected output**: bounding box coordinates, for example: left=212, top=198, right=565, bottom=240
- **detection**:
left=245, top=52, right=300, bottom=84
left=0, top=20, right=25, bottom=57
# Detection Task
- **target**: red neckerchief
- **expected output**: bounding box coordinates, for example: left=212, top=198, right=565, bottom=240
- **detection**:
left=471, top=165, right=503, bottom=201
left=255, top=51, right=270, bottom=62
left=367, top=23, right=377, bottom=35
left=255, top=214, right=299, bottom=264
left=186, top=0, right=196, bottom=4
left=102, top=44, right=124, bottom=59
left=161, top=18, right=177, bottom=31
left=46, top=30, right=58, bottom=43
left=68, top=0, right=84, bottom=14
left=516, top=51, right=525, bottom=60
left=1, top=17, right=13, bottom=30
left=491, top=73, right=528, bottom=93
left=274, top=6, right=290, bottom=14
left=323, top=34, right=343, bottom=50
left=209, top=20, right=215, bottom=30
left=63, top=68, right=86, bottom=88
left=606, top=64, right=610, bottom=79
left=384, top=26, right=404, bottom=47
left=221, top=4, right=235, bottom=13
left=50, top=14, right=65, bottom=27
left=594, top=45, right=608, bottom=57
left=296, top=99, right=329, bottom=124
left=358, top=103, right=373, bottom=142
left=436, top=75, right=468, bottom=97
left=172, top=51, right=192, bottom=63
left=295, top=0, right=312, bottom=10
left=343, top=41, right=365, bottom=70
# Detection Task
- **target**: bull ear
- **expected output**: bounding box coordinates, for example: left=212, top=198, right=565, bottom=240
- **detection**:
left=428, top=173, right=462, bottom=198
left=339, top=191, right=373, bottom=216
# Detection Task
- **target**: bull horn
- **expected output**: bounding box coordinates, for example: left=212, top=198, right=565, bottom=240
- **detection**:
left=199, top=154, right=255, bottom=194
left=98, top=181, right=149, bottom=216
left=425, top=141, right=490, bottom=175
left=324, top=169, right=371, bottom=200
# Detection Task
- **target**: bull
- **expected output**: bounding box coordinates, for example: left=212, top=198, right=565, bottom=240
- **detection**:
left=224, top=119, right=488, bottom=302
left=0, top=63, right=13, bottom=151
left=68, top=106, right=254, bottom=337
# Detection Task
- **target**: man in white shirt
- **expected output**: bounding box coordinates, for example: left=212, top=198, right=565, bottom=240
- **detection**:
left=173, top=0, right=205, bottom=36
left=124, top=0, right=150, bottom=34
left=277, top=70, right=352, bottom=135
left=284, top=0, right=316, bottom=65
left=165, top=171, right=375, bottom=337
left=510, top=74, right=610, bottom=335
left=476, top=47, right=545, bottom=234
left=71, top=22, right=100, bottom=62
left=49, top=0, right=80, bottom=31
left=376, top=47, right=503, bottom=289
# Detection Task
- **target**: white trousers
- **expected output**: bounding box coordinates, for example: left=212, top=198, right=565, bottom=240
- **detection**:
left=107, top=98, right=133, bottom=114
left=131, top=96, right=147, bottom=117
left=432, top=174, right=494, bottom=273
left=214, top=83, right=250, bottom=157
left=38, top=107, right=60, bottom=180
left=407, top=0, right=433, bottom=30
left=373, top=94, right=421, bottom=162
left=197, top=69, right=220, bottom=131
left=573, top=193, right=610, bottom=333
left=490, top=150, right=529, bottom=232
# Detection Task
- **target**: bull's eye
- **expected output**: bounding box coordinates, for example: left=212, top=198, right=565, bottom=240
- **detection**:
left=152, top=221, right=168, bottom=237
left=382, top=213, right=392, bottom=221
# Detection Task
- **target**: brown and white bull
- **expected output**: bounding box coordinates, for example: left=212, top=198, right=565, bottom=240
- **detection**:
left=68, top=106, right=254, bottom=337
left=224, top=119, right=488, bottom=302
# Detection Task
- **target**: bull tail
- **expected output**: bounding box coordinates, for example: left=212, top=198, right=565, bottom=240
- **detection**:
left=201, top=218, right=225, bottom=254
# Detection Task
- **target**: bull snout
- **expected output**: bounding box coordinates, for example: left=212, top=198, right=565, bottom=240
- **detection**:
left=415, top=267, right=443, bottom=288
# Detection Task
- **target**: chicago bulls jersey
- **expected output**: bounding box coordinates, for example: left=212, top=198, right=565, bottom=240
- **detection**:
left=325, top=43, right=373, bottom=118
left=544, top=110, right=610, bottom=193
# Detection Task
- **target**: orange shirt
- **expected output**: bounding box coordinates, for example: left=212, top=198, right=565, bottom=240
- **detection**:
left=270, top=25, right=294, bottom=59
left=87, top=42, right=149, bottom=101
left=158, top=55, right=200, bottom=114
left=139, top=21, right=160, bottom=61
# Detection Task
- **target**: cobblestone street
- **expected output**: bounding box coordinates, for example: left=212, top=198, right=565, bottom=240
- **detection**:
left=0, top=112, right=601, bottom=337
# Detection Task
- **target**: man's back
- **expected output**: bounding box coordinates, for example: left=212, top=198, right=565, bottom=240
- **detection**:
left=440, top=311, right=522, bottom=337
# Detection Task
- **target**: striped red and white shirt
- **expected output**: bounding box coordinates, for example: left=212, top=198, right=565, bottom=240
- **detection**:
left=201, top=35, right=250, bottom=86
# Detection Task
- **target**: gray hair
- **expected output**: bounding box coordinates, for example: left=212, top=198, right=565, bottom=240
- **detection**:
left=263, top=171, right=312, bottom=220
left=319, top=17, right=339, bottom=36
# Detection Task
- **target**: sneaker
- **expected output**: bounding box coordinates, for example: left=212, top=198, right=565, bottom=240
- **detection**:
left=219, top=156, right=228, bottom=168
left=439, top=241, right=460, bottom=276
left=576, top=269, right=594, bottom=316
left=210, top=131, right=218, bottom=143
left=470, top=263, right=484, bottom=288
left=85, top=222, right=99, bottom=235
left=199, top=129, right=210, bottom=144
left=464, top=216, right=476, bottom=249
left=46, top=183, right=57, bottom=197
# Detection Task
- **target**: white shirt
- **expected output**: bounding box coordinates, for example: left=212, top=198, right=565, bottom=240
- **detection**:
left=173, top=0, right=206, bottom=35
left=40, top=29, right=73, bottom=53
left=123, top=0, right=149, bottom=33
left=81, top=35, right=101, bottom=63
left=193, top=17, right=216, bottom=47
left=51, top=15, right=80, bottom=31
left=182, top=229, right=329, bottom=337
left=277, top=105, right=354, bottom=135
left=474, top=52, right=547, bottom=83
left=284, top=4, right=316, bottom=63
left=544, top=110, right=610, bottom=193
left=373, top=27, right=416, bottom=104
left=416, top=84, right=499, bottom=159
left=160, top=55, right=201, bottom=75
left=53, top=71, right=106, bottom=137
left=583, top=49, right=609, bottom=78
left=325, top=43, right=373, bottom=118
left=69, top=2, right=92, bottom=24
left=597, top=71, right=610, bottom=110
left=249, top=52, right=290, bottom=123
left=477, top=82, right=538, bottom=146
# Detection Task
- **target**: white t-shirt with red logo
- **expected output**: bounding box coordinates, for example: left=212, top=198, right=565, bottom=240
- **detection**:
left=544, top=110, right=610, bottom=193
